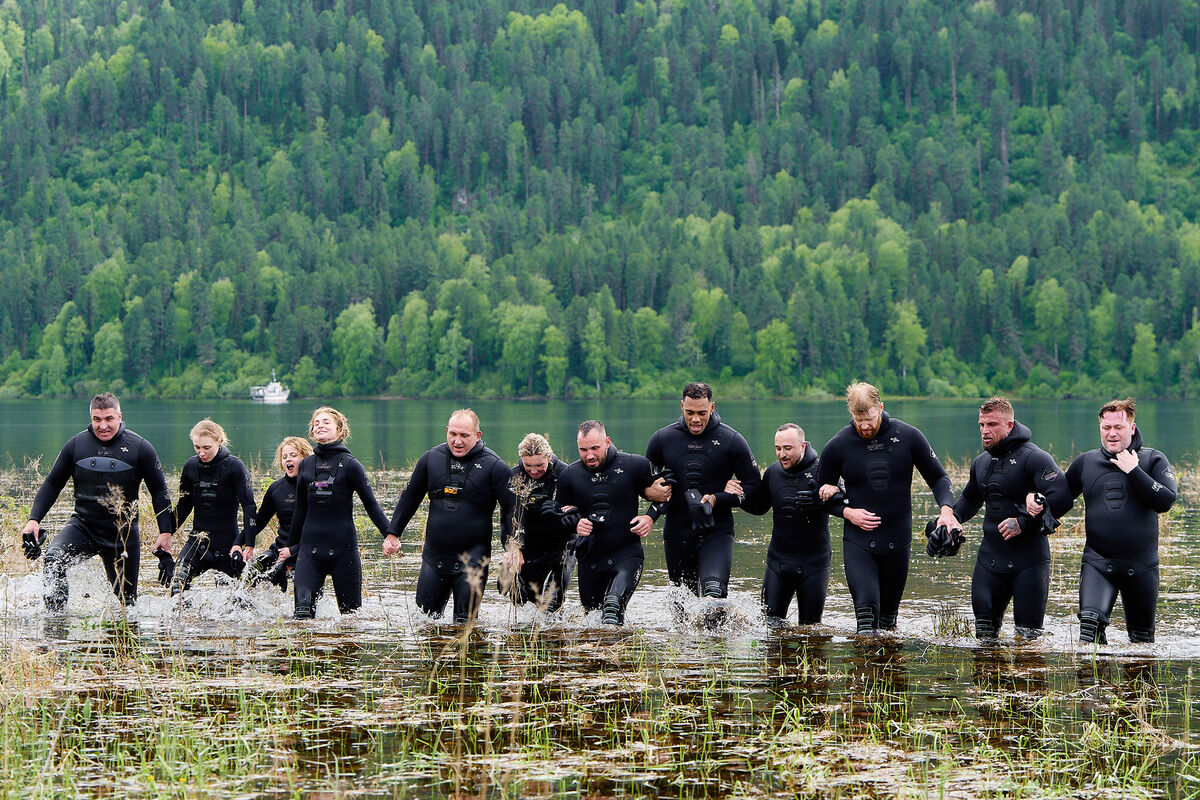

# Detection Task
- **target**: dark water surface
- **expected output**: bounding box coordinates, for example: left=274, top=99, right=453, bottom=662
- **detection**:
left=2, top=397, right=1198, bottom=797
left=8, top=396, right=1200, bottom=470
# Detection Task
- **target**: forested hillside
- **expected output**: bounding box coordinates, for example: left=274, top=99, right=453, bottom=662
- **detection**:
left=2, top=0, right=1200, bottom=400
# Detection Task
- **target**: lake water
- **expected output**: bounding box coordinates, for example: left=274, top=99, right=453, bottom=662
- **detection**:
left=6, top=396, right=1200, bottom=470
left=1, top=396, right=1197, bottom=797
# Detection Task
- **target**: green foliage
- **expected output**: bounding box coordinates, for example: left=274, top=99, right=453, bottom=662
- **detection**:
left=1, top=0, right=1198, bottom=398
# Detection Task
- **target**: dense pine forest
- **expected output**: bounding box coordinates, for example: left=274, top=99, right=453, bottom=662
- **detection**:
left=1, top=0, right=1199, bottom=400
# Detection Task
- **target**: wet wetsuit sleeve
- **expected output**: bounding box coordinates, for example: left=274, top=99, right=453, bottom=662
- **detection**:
left=1029, top=451, right=1072, bottom=519
left=287, top=462, right=310, bottom=549
left=911, top=429, right=954, bottom=508
left=952, top=458, right=983, bottom=524
left=815, top=438, right=847, bottom=518
left=1129, top=451, right=1178, bottom=513
left=715, top=435, right=761, bottom=510
left=253, top=483, right=279, bottom=548
left=137, top=439, right=175, bottom=534
left=233, top=461, right=258, bottom=546
left=29, top=439, right=75, bottom=522
left=350, top=460, right=391, bottom=534
left=555, top=467, right=579, bottom=528
left=174, top=462, right=196, bottom=531
left=492, top=459, right=516, bottom=547
left=739, top=467, right=772, bottom=515
left=386, top=453, right=430, bottom=539
left=644, top=431, right=663, bottom=470
left=1065, top=455, right=1084, bottom=500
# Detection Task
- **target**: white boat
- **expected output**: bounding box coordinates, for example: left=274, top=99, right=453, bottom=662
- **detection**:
left=250, top=372, right=290, bottom=404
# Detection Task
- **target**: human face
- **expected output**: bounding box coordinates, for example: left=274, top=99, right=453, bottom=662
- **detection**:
left=682, top=396, right=715, bottom=435
left=978, top=411, right=1014, bottom=451
left=446, top=414, right=481, bottom=458
left=91, top=406, right=122, bottom=442
left=281, top=445, right=303, bottom=477
left=850, top=404, right=883, bottom=440
left=192, top=435, right=220, bottom=463
left=521, top=454, right=550, bottom=479
left=311, top=412, right=339, bottom=444
left=577, top=429, right=611, bottom=470
left=774, top=429, right=807, bottom=470
left=1100, top=410, right=1135, bottom=454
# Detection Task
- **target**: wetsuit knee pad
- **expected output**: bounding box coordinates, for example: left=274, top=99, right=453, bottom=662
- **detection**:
left=601, top=594, right=624, bottom=626
left=974, top=617, right=999, bottom=640
left=1128, top=628, right=1155, bottom=644
left=855, top=605, right=877, bottom=635
left=878, top=611, right=898, bottom=631
left=1078, top=608, right=1109, bottom=645
left=701, top=578, right=725, bottom=598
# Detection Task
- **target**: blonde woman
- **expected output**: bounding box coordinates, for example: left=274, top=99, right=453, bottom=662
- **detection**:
left=244, top=436, right=313, bottom=591
left=282, top=407, right=389, bottom=618
left=171, top=419, right=257, bottom=596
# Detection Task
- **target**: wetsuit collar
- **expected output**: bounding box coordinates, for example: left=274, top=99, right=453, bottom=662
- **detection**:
left=1102, top=427, right=1144, bottom=459
left=784, top=443, right=819, bottom=473
left=206, top=445, right=231, bottom=465
left=454, top=439, right=485, bottom=460
left=314, top=441, right=351, bottom=457
left=984, top=420, right=1031, bottom=458
left=88, top=422, right=126, bottom=444
left=674, top=410, right=721, bottom=436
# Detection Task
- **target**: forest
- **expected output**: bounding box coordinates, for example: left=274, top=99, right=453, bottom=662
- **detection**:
left=1, top=0, right=1199, bottom=400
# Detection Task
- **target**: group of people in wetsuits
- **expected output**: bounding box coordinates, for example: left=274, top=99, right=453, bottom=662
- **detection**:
left=19, top=382, right=1177, bottom=645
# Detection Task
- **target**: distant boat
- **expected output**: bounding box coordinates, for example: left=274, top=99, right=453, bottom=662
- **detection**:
left=250, top=372, right=290, bottom=404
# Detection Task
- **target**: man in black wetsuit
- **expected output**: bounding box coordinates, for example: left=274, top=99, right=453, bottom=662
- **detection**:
left=1067, top=398, right=1177, bottom=644
left=556, top=420, right=661, bottom=625
left=644, top=382, right=760, bottom=607
left=818, top=382, right=958, bottom=635
left=383, top=409, right=515, bottom=623
left=501, top=432, right=571, bottom=612
left=738, top=423, right=842, bottom=626
left=951, top=397, right=1071, bottom=640
left=21, top=393, right=174, bottom=611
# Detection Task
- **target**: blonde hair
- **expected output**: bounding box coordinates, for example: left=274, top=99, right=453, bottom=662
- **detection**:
left=275, top=436, right=314, bottom=472
left=190, top=418, right=228, bottom=447
left=310, top=406, right=351, bottom=442
left=846, top=382, right=882, bottom=415
left=449, top=408, right=480, bottom=432
left=518, top=433, right=553, bottom=459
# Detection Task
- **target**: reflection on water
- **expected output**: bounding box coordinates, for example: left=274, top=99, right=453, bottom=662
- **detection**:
left=1, top=463, right=1198, bottom=797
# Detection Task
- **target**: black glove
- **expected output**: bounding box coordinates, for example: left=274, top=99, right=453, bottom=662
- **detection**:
left=651, top=466, right=677, bottom=487
left=266, top=561, right=289, bottom=591
left=1031, top=492, right=1060, bottom=535
left=230, top=549, right=244, bottom=571
left=22, top=529, right=43, bottom=560
left=685, top=488, right=715, bottom=530
left=153, top=547, right=176, bottom=586
left=567, top=532, right=593, bottom=562
left=924, top=519, right=965, bottom=558
left=794, top=488, right=821, bottom=509
left=250, top=547, right=279, bottom=574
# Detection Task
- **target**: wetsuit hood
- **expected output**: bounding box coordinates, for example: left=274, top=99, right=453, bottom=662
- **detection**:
left=1099, top=424, right=1142, bottom=455
left=206, top=445, right=231, bottom=465
left=985, top=420, right=1031, bottom=458
left=783, top=442, right=819, bottom=473
left=674, top=409, right=721, bottom=436
left=88, top=421, right=127, bottom=444
left=314, top=441, right=352, bottom=457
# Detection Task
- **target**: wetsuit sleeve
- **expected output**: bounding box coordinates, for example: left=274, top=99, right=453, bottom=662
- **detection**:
left=287, top=470, right=309, bottom=549
left=911, top=429, right=954, bottom=508
left=28, top=439, right=75, bottom=522
left=386, top=453, right=431, bottom=539
left=254, top=484, right=279, bottom=548
left=952, top=459, right=983, bottom=524
left=715, top=435, right=761, bottom=510
left=350, top=460, right=391, bottom=534
left=739, top=468, right=772, bottom=516
left=644, top=431, right=663, bottom=469
left=233, top=461, right=258, bottom=547
left=174, top=463, right=196, bottom=531
left=138, top=440, right=176, bottom=534
left=815, top=436, right=842, bottom=488
left=555, top=468, right=579, bottom=528
left=1030, top=451, right=1072, bottom=519
left=492, top=459, right=515, bottom=547
left=1128, top=451, right=1178, bottom=513
left=1065, top=455, right=1084, bottom=500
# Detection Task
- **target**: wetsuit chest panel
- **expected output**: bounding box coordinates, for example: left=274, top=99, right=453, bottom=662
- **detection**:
left=1101, top=477, right=1127, bottom=511
left=775, top=472, right=812, bottom=521
left=586, top=470, right=615, bottom=523
left=865, top=456, right=891, bottom=491
left=308, top=458, right=345, bottom=505
left=680, top=442, right=718, bottom=490
left=73, top=457, right=136, bottom=503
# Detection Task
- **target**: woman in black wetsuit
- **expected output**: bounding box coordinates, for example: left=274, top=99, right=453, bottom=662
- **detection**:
left=243, top=436, right=313, bottom=591
left=501, top=432, right=570, bottom=612
left=170, top=419, right=257, bottom=596
left=283, top=407, right=389, bottom=618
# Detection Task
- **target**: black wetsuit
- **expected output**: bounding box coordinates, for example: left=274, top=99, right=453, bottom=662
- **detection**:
left=1066, top=429, right=1177, bottom=644
left=742, top=446, right=839, bottom=625
left=288, top=442, right=389, bottom=617
left=506, top=457, right=571, bottom=611
left=817, top=412, right=954, bottom=633
left=952, top=421, right=1071, bottom=639
left=645, top=412, right=760, bottom=598
left=555, top=446, right=659, bottom=624
left=30, top=423, right=174, bottom=610
left=249, top=474, right=300, bottom=586
left=388, top=441, right=514, bottom=623
left=171, top=447, right=257, bottom=594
